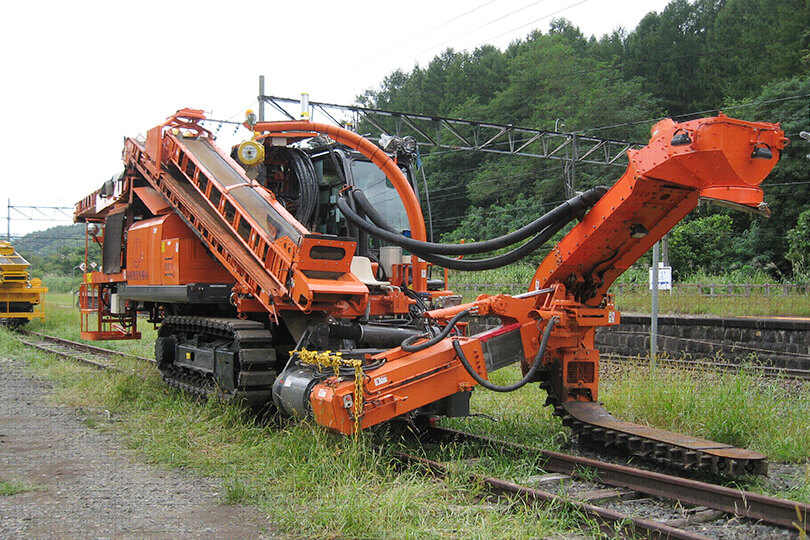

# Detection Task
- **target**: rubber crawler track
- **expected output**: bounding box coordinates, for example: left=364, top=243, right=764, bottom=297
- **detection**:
left=157, top=316, right=277, bottom=409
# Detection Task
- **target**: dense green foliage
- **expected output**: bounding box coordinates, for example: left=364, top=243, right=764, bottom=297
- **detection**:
left=14, top=1, right=810, bottom=283
left=360, top=0, right=810, bottom=279
left=12, top=223, right=88, bottom=278
left=787, top=208, right=810, bottom=277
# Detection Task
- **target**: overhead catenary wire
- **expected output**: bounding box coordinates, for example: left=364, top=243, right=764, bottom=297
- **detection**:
left=351, top=0, right=498, bottom=68
left=410, top=0, right=554, bottom=60
left=470, top=0, right=589, bottom=50
left=355, top=90, right=806, bottom=166
left=577, top=93, right=810, bottom=135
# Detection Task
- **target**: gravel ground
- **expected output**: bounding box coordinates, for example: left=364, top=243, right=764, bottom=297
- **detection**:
left=0, top=355, right=275, bottom=539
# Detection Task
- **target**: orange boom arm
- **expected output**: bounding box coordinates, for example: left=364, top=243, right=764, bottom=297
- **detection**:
left=311, top=115, right=786, bottom=447
left=532, top=114, right=788, bottom=304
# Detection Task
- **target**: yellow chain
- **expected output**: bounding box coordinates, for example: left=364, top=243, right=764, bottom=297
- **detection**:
left=293, top=348, right=365, bottom=436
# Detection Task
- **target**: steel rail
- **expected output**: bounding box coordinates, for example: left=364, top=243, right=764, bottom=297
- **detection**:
left=426, top=425, right=809, bottom=532
left=16, top=331, right=154, bottom=372
left=15, top=332, right=807, bottom=532
left=19, top=337, right=119, bottom=371
left=601, top=354, right=810, bottom=381
left=390, top=447, right=709, bottom=539
left=23, top=331, right=155, bottom=364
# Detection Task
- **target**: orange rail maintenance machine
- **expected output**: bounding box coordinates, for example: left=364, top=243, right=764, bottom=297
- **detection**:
left=75, top=108, right=786, bottom=475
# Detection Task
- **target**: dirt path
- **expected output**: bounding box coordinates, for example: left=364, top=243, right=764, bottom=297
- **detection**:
left=0, top=355, right=274, bottom=539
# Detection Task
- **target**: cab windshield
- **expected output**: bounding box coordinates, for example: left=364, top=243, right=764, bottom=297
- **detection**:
left=350, top=160, right=412, bottom=234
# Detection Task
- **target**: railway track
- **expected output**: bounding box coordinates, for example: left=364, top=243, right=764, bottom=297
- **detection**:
left=601, top=354, right=810, bottom=381
left=24, top=329, right=805, bottom=382
left=14, top=332, right=810, bottom=538
left=401, top=425, right=810, bottom=538
left=16, top=330, right=154, bottom=371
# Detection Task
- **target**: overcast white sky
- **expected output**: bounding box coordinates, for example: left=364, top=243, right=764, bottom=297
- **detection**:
left=0, top=0, right=671, bottom=236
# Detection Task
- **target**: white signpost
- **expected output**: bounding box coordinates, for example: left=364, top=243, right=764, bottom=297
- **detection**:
left=649, top=263, right=672, bottom=290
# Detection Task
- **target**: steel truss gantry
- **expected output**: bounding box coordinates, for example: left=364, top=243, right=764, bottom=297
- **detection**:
left=258, top=95, right=643, bottom=169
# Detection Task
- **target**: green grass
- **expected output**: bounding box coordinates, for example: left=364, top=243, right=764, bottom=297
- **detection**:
left=1, top=308, right=590, bottom=539
left=422, top=363, right=810, bottom=503
left=447, top=266, right=810, bottom=316
left=41, top=274, right=83, bottom=294
left=0, top=479, right=45, bottom=496
left=33, top=292, right=158, bottom=357
left=4, top=291, right=810, bottom=537
left=613, top=289, right=810, bottom=317
left=600, top=362, right=810, bottom=464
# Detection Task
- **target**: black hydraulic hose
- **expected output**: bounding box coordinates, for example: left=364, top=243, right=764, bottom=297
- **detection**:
left=401, top=308, right=471, bottom=352
left=327, top=146, right=348, bottom=186
left=348, top=189, right=399, bottom=234
left=354, top=199, right=369, bottom=257
left=407, top=220, right=568, bottom=271
left=287, top=149, right=318, bottom=225
left=453, top=316, right=559, bottom=392
left=347, top=186, right=606, bottom=255
left=403, top=287, right=429, bottom=314
left=340, top=192, right=570, bottom=270
left=344, top=189, right=360, bottom=246
left=337, top=196, right=567, bottom=270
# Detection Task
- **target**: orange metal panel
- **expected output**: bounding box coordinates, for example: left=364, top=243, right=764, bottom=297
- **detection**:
left=127, top=214, right=232, bottom=286
left=126, top=219, right=163, bottom=285
left=310, top=338, right=482, bottom=434
left=532, top=115, right=786, bottom=304
left=133, top=186, right=172, bottom=215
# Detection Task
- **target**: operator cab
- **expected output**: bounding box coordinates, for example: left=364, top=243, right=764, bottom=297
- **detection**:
left=307, top=144, right=418, bottom=240
left=232, top=136, right=423, bottom=275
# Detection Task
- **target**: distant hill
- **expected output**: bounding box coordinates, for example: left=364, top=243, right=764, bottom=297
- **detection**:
left=13, top=224, right=85, bottom=258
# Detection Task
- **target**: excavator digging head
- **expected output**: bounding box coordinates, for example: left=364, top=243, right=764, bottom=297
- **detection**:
left=534, top=113, right=788, bottom=301
left=631, top=113, right=788, bottom=213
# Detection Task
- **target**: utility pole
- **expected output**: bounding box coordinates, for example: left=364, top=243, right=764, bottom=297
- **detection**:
left=258, top=75, right=265, bottom=122
left=650, top=241, right=660, bottom=364
left=569, top=133, right=577, bottom=197
left=7, top=199, right=10, bottom=241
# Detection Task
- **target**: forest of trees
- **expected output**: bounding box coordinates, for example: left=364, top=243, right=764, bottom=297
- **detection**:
left=14, top=0, right=810, bottom=283
left=358, top=0, right=810, bottom=279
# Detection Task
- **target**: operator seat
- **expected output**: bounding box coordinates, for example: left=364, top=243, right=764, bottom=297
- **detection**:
left=350, top=256, right=395, bottom=289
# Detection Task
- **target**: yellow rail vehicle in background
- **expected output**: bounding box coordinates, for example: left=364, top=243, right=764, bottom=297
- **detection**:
left=0, top=241, right=47, bottom=327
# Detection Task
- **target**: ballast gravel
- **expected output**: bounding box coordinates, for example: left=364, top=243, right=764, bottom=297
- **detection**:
left=0, top=355, right=274, bottom=539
